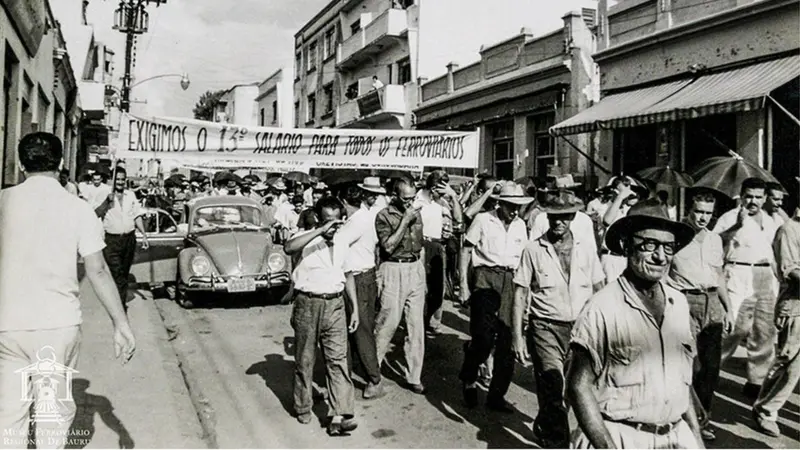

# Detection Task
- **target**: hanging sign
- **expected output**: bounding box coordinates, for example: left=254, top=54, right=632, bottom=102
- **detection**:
left=112, top=113, right=479, bottom=170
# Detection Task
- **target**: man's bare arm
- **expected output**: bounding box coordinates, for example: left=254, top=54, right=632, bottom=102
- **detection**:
left=566, top=346, right=616, bottom=449
left=83, top=251, right=136, bottom=361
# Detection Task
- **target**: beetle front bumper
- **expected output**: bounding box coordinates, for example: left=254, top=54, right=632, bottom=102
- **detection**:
left=182, top=272, right=291, bottom=292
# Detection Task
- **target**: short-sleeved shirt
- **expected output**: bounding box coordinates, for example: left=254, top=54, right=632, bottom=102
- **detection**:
left=415, top=190, right=444, bottom=240
left=530, top=211, right=598, bottom=250
left=336, top=204, right=379, bottom=273
left=0, top=176, right=106, bottom=331
left=514, top=232, right=604, bottom=322
left=103, top=190, right=142, bottom=234
left=712, top=208, right=780, bottom=264
left=668, top=227, right=723, bottom=291
left=570, top=277, right=694, bottom=424
left=79, top=182, right=112, bottom=209
left=464, top=210, right=527, bottom=269
left=291, top=232, right=348, bottom=295
left=375, top=204, right=423, bottom=261
left=774, top=215, right=800, bottom=314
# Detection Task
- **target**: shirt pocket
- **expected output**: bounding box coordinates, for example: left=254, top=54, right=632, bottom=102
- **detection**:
left=680, top=341, right=695, bottom=385
left=607, top=345, right=644, bottom=388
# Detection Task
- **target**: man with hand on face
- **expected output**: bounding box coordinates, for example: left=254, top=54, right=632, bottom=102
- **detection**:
left=374, top=178, right=427, bottom=394
left=284, top=196, right=359, bottom=436
left=511, top=191, right=604, bottom=448
left=459, top=182, right=532, bottom=413
left=94, top=167, right=149, bottom=310
left=667, top=190, right=734, bottom=442
left=567, top=199, right=703, bottom=449
left=713, top=177, right=781, bottom=398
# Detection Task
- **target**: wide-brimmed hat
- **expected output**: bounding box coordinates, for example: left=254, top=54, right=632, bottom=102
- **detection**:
left=312, top=181, right=328, bottom=192
left=604, top=198, right=695, bottom=255
left=490, top=182, right=535, bottom=205
left=606, top=175, right=650, bottom=199
left=541, top=190, right=585, bottom=215
left=538, top=174, right=582, bottom=193
left=358, top=177, right=387, bottom=194
left=270, top=178, right=287, bottom=191
left=252, top=182, right=269, bottom=191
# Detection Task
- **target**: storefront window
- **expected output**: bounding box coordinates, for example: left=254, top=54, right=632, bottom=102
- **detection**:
left=614, top=125, right=657, bottom=175
left=490, top=120, right=514, bottom=180
left=532, top=114, right=555, bottom=178
left=684, top=114, right=736, bottom=173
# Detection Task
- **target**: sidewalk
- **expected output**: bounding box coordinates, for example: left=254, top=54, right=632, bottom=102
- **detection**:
left=73, top=278, right=207, bottom=448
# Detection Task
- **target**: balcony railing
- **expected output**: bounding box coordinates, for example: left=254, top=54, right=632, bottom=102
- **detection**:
left=338, top=9, right=408, bottom=67
left=338, top=84, right=406, bottom=125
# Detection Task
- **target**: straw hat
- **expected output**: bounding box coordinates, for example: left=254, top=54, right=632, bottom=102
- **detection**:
left=604, top=198, right=694, bottom=255
left=490, top=182, right=535, bottom=205
left=541, top=190, right=585, bottom=214
left=358, top=177, right=387, bottom=194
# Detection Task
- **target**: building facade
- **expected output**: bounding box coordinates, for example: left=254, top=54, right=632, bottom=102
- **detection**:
left=213, top=83, right=259, bottom=126
left=551, top=0, right=800, bottom=199
left=0, top=0, right=86, bottom=187
left=293, top=0, right=419, bottom=130
left=255, top=67, right=294, bottom=128
left=415, top=10, right=599, bottom=181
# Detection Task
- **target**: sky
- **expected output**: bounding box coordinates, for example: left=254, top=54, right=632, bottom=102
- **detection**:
left=84, top=0, right=598, bottom=118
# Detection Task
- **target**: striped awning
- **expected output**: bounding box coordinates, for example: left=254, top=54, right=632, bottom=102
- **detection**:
left=551, top=54, right=800, bottom=136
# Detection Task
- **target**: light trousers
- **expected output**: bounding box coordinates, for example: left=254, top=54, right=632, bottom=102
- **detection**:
left=374, top=260, right=426, bottom=385
left=0, top=326, right=81, bottom=449
left=754, top=314, right=800, bottom=421
left=572, top=419, right=700, bottom=449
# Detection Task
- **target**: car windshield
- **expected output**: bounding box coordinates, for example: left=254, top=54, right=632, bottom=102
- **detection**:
left=192, top=205, right=263, bottom=232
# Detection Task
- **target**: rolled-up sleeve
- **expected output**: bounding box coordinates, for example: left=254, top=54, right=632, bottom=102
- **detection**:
left=513, top=243, right=536, bottom=288
left=570, top=302, right=607, bottom=377
left=375, top=210, right=393, bottom=251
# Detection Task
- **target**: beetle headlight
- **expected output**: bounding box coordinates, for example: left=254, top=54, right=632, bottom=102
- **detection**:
left=267, top=253, right=286, bottom=272
left=191, top=255, right=211, bottom=276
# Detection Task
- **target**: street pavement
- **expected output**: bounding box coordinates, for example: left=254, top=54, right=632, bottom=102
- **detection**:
left=149, top=292, right=800, bottom=449
left=70, top=278, right=207, bottom=448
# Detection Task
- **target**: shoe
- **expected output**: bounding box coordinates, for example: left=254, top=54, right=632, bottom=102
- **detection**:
left=363, top=381, right=386, bottom=399
left=407, top=383, right=426, bottom=394
left=296, top=412, right=313, bottom=424
left=701, top=426, right=716, bottom=441
left=752, top=410, right=780, bottom=437
left=463, top=383, right=478, bottom=408
left=743, top=382, right=762, bottom=399
left=486, top=397, right=514, bottom=414
left=327, top=415, right=358, bottom=436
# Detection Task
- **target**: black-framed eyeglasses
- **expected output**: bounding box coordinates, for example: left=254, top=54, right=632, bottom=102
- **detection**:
left=631, top=235, right=676, bottom=256
left=399, top=195, right=416, bottom=203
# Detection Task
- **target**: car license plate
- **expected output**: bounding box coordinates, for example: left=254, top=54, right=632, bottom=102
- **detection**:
left=228, top=277, right=256, bottom=293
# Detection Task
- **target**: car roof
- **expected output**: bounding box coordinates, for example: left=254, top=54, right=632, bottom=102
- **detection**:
left=189, top=195, right=261, bottom=211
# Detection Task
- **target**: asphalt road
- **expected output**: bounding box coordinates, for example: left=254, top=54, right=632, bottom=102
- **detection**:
left=152, top=292, right=800, bottom=449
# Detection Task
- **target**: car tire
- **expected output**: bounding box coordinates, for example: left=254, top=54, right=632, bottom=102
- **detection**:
left=175, top=287, right=194, bottom=309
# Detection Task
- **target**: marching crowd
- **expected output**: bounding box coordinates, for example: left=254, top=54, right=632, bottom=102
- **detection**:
left=1, top=132, right=798, bottom=449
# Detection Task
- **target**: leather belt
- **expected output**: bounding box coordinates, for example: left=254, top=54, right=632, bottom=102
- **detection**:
left=350, top=267, right=375, bottom=276
left=727, top=261, right=771, bottom=267
left=105, top=231, right=135, bottom=237
left=298, top=291, right=343, bottom=300
left=387, top=255, right=419, bottom=263
left=613, top=419, right=682, bottom=436
left=681, top=287, right=718, bottom=295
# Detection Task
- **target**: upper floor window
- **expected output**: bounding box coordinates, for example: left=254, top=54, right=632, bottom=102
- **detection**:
left=306, top=93, right=316, bottom=123
left=295, top=52, right=302, bottom=78
left=272, top=101, right=278, bottom=123
left=322, top=84, right=334, bottom=114
left=392, top=0, right=415, bottom=8
left=307, top=41, right=317, bottom=72
left=350, top=20, right=361, bottom=36
left=398, top=57, right=412, bottom=84
left=324, top=28, right=336, bottom=59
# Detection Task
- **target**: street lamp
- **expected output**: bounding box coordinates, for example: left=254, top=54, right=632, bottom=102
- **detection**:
left=129, top=72, right=190, bottom=90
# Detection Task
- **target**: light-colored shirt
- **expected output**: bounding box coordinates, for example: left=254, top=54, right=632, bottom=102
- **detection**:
left=570, top=277, right=694, bottom=424
left=774, top=214, right=800, bottom=312
left=336, top=204, right=379, bottom=273
left=668, top=228, right=723, bottom=291
left=103, top=190, right=142, bottom=234
left=65, top=182, right=79, bottom=196
left=530, top=211, right=598, bottom=251
left=274, top=202, right=299, bottom=232
left=0, top=176, right=106, bottom=331
left=415, top=190, right=444, bottom=240
left=712, top=208, right=780, bottom=264
left=291, top=232, right=348, bottom=295
left=79, top=182, right=112, bottom=209
left=586, top=198, right=609, bottom=219
left=514, top=233, right=604, bottom=322
left=464, top=210, right=527, bottom=269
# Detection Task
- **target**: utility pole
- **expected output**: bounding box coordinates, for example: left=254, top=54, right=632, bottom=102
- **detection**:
left=113, top=0, right=167, bottom=112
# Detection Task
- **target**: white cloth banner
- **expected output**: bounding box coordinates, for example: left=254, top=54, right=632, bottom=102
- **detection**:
left=112, top=113, right=479, bottom=170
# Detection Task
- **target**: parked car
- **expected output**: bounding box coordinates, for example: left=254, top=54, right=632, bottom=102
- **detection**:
left=131, top=196, right=292, bottom=308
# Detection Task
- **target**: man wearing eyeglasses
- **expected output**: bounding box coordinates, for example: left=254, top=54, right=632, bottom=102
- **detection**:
left=567, top=199, right=704, bottom=449
left=374, top=178, right=427, bottom=394
left=667, top=190, right=735, bottom=443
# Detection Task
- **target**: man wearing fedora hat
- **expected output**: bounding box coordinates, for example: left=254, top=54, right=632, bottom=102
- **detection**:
left=334, top=177, right=386, bottom=399
left=458, top=182, right=531, bottom=412
left=567, top=199, right=703, bottom=449
left=528, top=175, right=597, bottom=251
left=511, top=191, right=604, bottom=447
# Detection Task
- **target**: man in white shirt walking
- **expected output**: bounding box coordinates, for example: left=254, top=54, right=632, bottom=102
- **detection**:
left=284, top=197, right=359, bottom=435
left=0, top=132, right=135, bottom=449
left=79, top=171, right=111, bottom=209
left=95, top=167, right=149, bottom=310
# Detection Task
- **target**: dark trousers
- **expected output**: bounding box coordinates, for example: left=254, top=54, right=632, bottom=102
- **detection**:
left=528, top=317, right=573, bottom=446
left=103, top=232, right=137, bottom=309
left=686, top=290, right=724, bottom=425
left=459, top=267, right=514, bottom=401
left=345, top=269, right=382, bottom=385
left=291, top=292, right=354, bottom=417
left=423, top=239, right=446, bottom=330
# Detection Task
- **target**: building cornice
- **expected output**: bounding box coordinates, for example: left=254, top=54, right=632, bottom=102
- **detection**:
left=595, top=0, right=799, bottom=63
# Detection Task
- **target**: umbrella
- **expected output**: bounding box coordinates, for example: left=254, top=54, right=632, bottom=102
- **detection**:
left=690, top=151, right=782, bottom=199
left=284, top=171, right=312, bottom=184
left=636, top=166, right=694, bottom=188
left=213, top=171, right=242, bottom=185
left=320, top=169, right=371, bottom=186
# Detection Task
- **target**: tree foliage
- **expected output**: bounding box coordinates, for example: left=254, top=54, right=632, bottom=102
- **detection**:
left=192, top=89, right=226, bottom=121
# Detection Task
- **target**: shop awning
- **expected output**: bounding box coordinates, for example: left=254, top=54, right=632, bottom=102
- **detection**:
left=551, top=54, right=800, bottom=136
